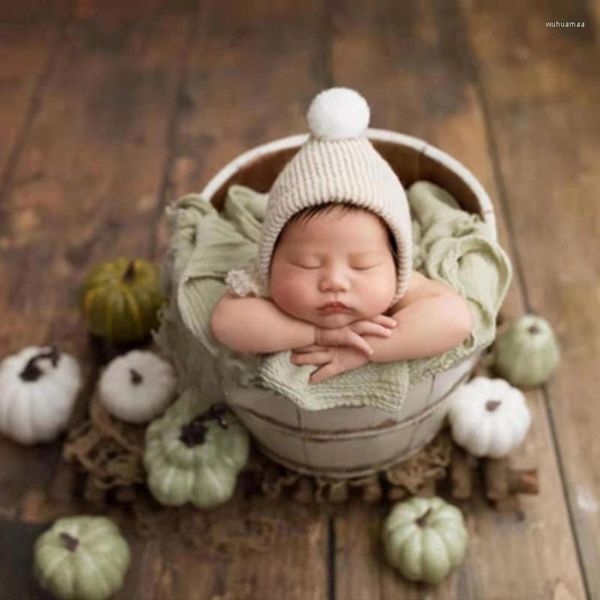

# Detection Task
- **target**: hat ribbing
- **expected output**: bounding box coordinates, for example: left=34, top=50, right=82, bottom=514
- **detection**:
left=257, top=87, right=412, bottom=303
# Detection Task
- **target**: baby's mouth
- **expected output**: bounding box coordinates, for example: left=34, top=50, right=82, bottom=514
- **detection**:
left=318, top=302, right=350, bottom=313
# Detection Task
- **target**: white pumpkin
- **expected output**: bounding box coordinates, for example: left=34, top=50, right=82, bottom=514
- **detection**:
left=98, top=350, right=176, bottom=424
left=0, top=346, right=81, bottom=444
left=447, top=377, right=531, bottom=458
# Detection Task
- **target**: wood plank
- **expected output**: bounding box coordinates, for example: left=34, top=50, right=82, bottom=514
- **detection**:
left=0, top=21, right=61, bottom=197
left=144, top=0, right=332, bottom=597
left=150, top=0, right=330, bottom=254
left=116, top=498, right=329, bottom=600
left=0, top=3, right=197, bottom=596
left=328, top=1, right=586, bottom=598
left=217, top=500, right=329, bottom=600
left=0, top=14, right=68, bottom=520
left=0, top=1, right=69, bottom=24
left=463, top=1, right=600, bottom=596
left=0, top=518, right=53, bottom=599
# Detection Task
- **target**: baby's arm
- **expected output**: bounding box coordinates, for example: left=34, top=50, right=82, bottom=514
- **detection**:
left=210, top=294, right=315, bottom=354
left=210, top=294, right=393, bottom=355
left=367, top=271, right=474, bottom=363
left=292, top=273, right=473, bottom=382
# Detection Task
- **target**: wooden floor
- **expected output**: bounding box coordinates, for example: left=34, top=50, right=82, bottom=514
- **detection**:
left=1, top=1, right=599, bottom=598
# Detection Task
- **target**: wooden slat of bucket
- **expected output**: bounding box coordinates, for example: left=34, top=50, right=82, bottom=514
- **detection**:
left=229, top=362, right=472, bottom=478
left=295, top=373, right=434, bottom=432
left=296, top=368, right=472, bottom=477
left=397, top=353, right=478, bottom=458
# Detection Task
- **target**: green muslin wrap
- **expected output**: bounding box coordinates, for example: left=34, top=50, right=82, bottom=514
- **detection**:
left=154, top=182, right=512, bottom=413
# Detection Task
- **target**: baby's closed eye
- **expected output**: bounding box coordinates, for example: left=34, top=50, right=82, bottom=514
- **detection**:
left=289, top=261, right=384, bottom=271
left=291, top=261, right=381, bottom=271
left=292, top=261, right=321, bottom=269
left=351, top=261, right=383, bottom=271
left=349, top=251, right=387, bottom=271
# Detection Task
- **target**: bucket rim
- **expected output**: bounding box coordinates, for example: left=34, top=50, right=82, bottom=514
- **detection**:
left=199, top=128, right=496, bottom=239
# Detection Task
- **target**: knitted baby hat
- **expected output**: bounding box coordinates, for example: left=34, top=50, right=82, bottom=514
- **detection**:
left=257, top=87, right=413, bottom=303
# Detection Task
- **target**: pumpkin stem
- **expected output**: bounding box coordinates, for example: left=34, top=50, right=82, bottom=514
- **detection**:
left=486, top=400, right=502, bottom=412
left=527, top=324, right=540, bottom=335
left=60, top=532, right=79, bottom=552
left=19, top=347, right=60, bottom=382
left=204, top=403, right=230, bottom=429
left=123, top=260, right=136, bottom=283
left=180, top=416, right=208, bottom=447
left=179, top=404, right=231, bottom=447
left=129, top=368, right=143, bottom=385
left=416, top=508, right=432, bottom=527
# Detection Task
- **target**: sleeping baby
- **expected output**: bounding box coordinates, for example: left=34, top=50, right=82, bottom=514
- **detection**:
left=210, top=88, right=474, bottom=384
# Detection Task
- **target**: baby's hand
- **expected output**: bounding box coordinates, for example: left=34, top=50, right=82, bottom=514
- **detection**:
left=291, top=346, right=369, bottom=383
left=314, top=315, right=396, bottom=357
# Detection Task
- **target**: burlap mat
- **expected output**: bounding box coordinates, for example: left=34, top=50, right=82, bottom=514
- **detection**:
left=62, top=395, right=455, bottom=554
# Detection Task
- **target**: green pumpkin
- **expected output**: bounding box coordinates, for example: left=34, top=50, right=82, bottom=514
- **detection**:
left=493, top=314, right=560, bottom=387
left=144, top=390, right=249, bottom=508
left=80, top=257, right=163, bottom=343
left=33, top=515, right=131, bottom=600
left=382, top=496, right=468, bottom=585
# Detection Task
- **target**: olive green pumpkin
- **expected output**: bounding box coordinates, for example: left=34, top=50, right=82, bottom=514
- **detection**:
left=34, top=515, right=131, bottom=600
left=80, top=257, right=163, bottom=343
left=382, top=496, right=468, bottom=585
left=144, top=390, right=249, bottom=508
left=493, top=314, right=560, bottom=387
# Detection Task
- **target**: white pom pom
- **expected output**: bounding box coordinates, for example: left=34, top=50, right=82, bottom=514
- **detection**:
left=307, top=87, right=370, bottom=140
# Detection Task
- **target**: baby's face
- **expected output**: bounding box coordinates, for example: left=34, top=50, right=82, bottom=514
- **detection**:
left=270, top=207, right=397, bottom=329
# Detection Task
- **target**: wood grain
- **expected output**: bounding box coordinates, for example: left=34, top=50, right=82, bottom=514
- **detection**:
left=327, top=1, right=586, bottom=598
left=0, top=12, right=67, bottom=522
left=0, top=518, right=53, bottom=599
left=149, top=0, right=331, bottom=255
left=464, top=1, right=600, bottom=596
left=145, top=0, right=332, bottom=597
left=0, top=1, right=198, bottom=595
left=0, top=24, right=59, bottom=195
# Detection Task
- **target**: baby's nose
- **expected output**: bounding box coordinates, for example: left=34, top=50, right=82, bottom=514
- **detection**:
left=319, top=269, right=350, bottom=292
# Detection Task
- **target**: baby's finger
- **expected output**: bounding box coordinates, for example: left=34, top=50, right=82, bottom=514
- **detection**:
left=309, top=364, right=337, bottom=384
left=346, top=331, right=374, bottom=356
left=291, top=350, right=332, bottom=365
left=293, top=344, right=328, bottom=353
left=371, top=314, right=397, bottom=328
left=351, top=321, right=393, bottom=339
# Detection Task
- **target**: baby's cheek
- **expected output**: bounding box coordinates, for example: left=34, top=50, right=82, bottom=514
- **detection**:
left=358, top=272, right=396, bottom=314
left=270, top=272, right=314, bottom=318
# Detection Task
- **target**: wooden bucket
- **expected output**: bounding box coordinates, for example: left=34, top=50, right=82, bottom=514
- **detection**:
left=201, top=129, right=496, bottom=479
